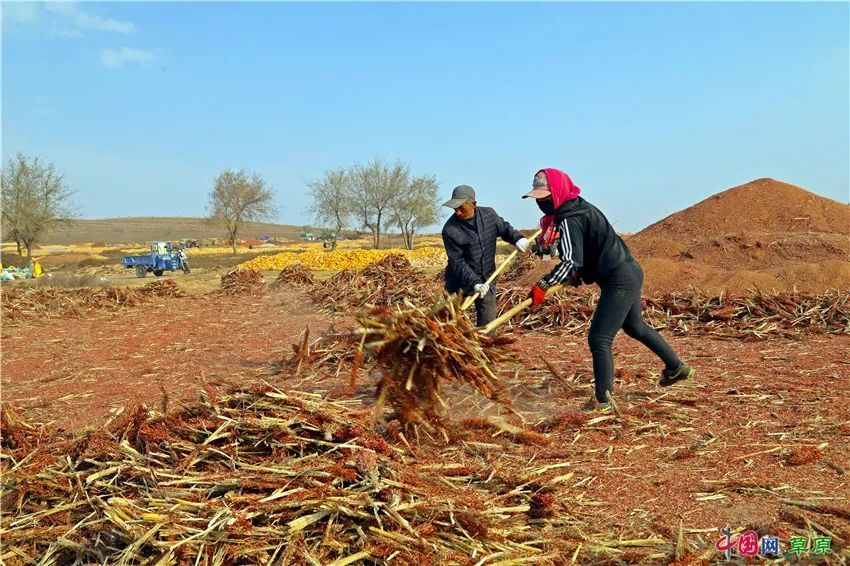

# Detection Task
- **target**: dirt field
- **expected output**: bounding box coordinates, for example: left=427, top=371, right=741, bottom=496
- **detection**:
left=2, top=178, right=848, bottom=562
left=16, top=217, right=308, bottom=245
left=3, top=283, right=848, bottom=562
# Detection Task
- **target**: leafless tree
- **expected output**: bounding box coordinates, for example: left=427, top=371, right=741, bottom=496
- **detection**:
left=306, top=167, right=351, bottom=236
left=391, top=174, right=439, bottom=250
left=207, top=169, right=277, bottom=254
left=1, top=154, right=77, bottom=257
left=350, top=158, right=409, bottom=249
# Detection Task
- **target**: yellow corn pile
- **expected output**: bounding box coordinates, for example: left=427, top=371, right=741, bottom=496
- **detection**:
left=178, top=246, right=274, bottom=256
left=240, top=245, right=447, bottom=271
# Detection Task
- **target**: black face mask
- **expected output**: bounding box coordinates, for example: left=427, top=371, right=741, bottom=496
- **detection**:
left=536, top=199, right=556, bottom=215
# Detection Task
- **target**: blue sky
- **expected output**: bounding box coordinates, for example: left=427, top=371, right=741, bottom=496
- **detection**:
left=3, top=1, right=848, bottom=233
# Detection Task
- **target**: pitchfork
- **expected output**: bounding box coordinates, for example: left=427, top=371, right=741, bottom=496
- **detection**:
left=459, top=228, right=542, bottom=310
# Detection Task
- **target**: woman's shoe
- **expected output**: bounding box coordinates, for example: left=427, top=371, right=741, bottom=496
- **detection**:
left=659, top=362, right=695, bottom=387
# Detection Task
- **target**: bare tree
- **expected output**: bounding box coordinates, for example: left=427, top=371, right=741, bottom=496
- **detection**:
left=306, top=167, right=351, bottom=236
left=207, top=169, right=277, bottom=254
left=391, top=174, right=439, bottom=250
left=7, top=227, right=23, bottom=255
left=1, top=154, right=77, bottom=257
left=350, top=158, right=409, bottom=249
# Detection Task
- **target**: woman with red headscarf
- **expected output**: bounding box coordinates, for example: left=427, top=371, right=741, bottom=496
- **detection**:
left=523, top=168, right=694, bottom=413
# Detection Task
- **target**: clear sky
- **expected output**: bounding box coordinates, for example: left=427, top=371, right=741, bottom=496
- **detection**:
left=3, top=1, right=848, bottom=233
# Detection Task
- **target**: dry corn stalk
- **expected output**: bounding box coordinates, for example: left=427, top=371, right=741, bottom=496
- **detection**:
left=495, top=286, right=850, bottom=338
left=313, top=254, right=438, bottom=313
left=356, top=295, right=512, bottom=430
left=271, top=264, right=314, bottom=288
left=1, top=279, right=186, bottom=324
left=216, top=268, right=266, bottom=295
left=0, top=386, right=553, bottom=564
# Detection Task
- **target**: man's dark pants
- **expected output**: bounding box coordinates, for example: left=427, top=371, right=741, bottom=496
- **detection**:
left=475, top=291, right=497, bottom=327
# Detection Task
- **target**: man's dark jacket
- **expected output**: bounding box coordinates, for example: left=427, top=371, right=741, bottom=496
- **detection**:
left=441, top=206, right=523, bottom=295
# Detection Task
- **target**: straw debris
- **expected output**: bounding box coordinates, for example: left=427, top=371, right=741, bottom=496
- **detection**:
left=313, top=254, right=437, bottom=313
left=271, top=264, right=315, bottom=288
left=1, top=279, right=186, bottom=324
left=1, top=386, right=558, bottom=564
left=497, top=287, right=850, bottom=338
left=217, top=268, right=266, bottom=295
left=356, top=295, right=513, bottom=431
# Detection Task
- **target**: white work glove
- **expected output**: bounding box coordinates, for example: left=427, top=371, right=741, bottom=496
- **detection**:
left=474, top=283, right=490, bottom=297
left=515, top=238, right=530, bottom=253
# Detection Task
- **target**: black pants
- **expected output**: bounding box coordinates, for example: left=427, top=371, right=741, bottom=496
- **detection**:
left=589, top=259, right=681, bottom=402
left=475, top=290, right=497, bottom=327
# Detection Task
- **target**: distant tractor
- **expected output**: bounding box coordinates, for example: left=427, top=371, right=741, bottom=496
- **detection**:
left=124, top=241, right=190, bottom=278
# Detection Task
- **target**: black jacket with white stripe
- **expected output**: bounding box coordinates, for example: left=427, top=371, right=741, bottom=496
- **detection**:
left=538, top=196, right=633, bottom=289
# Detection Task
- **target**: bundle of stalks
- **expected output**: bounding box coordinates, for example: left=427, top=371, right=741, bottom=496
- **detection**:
left=372, top=253, right=413, bottom=271
left=356, top=295, right=513, bottom=432
left=217, top=268, right=265, bottom=295
left=643, top=289, right=850, bottom=337
left=497, top=287, right=850, bottom=338
left=1, top=280, right=186, bottom=324
left=312, top=253, right=436, bottom=313
left=271, top=264, right=314, bottom=288
left=135, top=279, right=186, bottom=299
left=279, top=327, right=360, bottom=379
left=1, top=386, right=556, bottom=564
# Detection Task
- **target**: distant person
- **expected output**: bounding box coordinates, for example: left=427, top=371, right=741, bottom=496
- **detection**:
left=522, top=168, right=694, bottom=413
left=441, top=184, right=529, bottom=326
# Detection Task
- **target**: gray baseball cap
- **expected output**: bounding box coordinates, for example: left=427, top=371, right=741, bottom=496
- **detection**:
left=442, top=184, right=476, bottom=209
left=522, top=173, right=551, bottom=199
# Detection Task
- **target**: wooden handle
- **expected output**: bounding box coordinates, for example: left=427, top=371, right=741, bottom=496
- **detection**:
left=460, top=228, right=542, bottom=311
left=478, top=284, right=563, bottom=335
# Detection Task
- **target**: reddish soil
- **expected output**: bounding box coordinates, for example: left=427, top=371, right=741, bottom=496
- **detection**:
left=627, top=178, right=850, bottom=293
left=1, top=288, right=334, bottom=430
left=637, top=178, right=846, bottom=240
left=3, top=177, right=849, bottom=558
left=3, top=287, right=848, bottom=558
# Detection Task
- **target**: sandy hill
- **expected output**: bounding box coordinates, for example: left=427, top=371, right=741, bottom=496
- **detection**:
left=24, top=217, right=309, bottom=245
left=626, top=178, right=849, bottom=292
left=638, top=178, right=845, bottom=238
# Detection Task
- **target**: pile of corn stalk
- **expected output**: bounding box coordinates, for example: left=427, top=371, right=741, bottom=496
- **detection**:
left=1, top=280, right=186, bottom=324
left=496, top=287, right=850, bottom=338
left=356, top=295, right=513, bottom=432
left=216, top=269, right=266, bottom=296
left=312, top=254, right=438, bottom=313
left=0, top=386, right=557, bottom=564
left=271, top=264, right=314, bottom=289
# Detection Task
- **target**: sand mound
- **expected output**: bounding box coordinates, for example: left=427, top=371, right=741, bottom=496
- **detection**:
left=635, top=178, right=846, bottom=240
left=627, top=178, right=849, bottom=292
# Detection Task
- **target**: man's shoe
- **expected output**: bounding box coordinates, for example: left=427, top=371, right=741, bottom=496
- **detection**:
left=659, top=362, right=695, bottom=387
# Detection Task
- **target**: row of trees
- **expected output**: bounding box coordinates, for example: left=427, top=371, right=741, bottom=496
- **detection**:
left=0, top=154, right=268, bottom=258
left=1, top=154, right=77, bottom=258
left=2, top=155, right=439, bottom=257
left=307, top=158, right=439, bottom=249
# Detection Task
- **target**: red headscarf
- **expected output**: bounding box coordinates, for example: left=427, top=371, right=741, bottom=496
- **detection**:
left=537, top=168, right=581, bottom=244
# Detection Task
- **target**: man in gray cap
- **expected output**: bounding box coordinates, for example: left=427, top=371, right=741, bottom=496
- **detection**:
left=441, top=184, right=529, bottom=326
